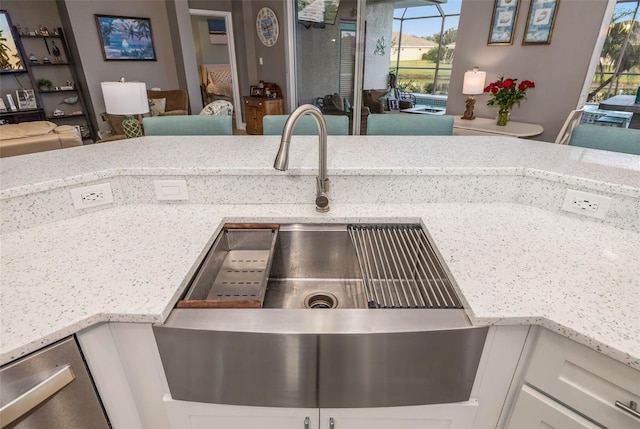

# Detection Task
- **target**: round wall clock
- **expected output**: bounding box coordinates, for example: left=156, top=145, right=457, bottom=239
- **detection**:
left=256, top=7, right=279, bottom=47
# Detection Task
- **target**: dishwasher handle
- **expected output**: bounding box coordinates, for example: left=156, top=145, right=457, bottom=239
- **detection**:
left=0, top=365, right=75, bottom=428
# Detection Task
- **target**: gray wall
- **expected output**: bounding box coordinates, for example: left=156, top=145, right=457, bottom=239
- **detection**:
left=61, top=0, right=180, bottom=132
left=449, top=0, right=608, bottom=142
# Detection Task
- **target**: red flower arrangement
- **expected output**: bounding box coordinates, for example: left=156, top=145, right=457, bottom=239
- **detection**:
left=484, top=76, right=535, bottom=111
left=484, top=76, right=535, bottom=125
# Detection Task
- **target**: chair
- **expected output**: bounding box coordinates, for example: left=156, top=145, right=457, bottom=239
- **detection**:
left=567, top=124, right=640, bottom=155
left=262, top=114, right=349, bottom=136
left=366, top=114, right=454, bottom=136
left=142, top=115, right=232, bottom=136
left=555, top=108, right=584, bottom=145
left=363, top=89, right=413, bottom=113
left=147, top=89, right=189, bottom=116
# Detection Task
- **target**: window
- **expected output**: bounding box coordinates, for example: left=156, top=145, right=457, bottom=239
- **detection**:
left=588, top=0, right=640, bottom=103
left=390, top=1, right=461, bottom=97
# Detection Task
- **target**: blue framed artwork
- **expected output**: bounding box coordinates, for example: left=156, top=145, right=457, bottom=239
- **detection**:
left=488, top=0, right=520, bottom=45
left=95, top=15, right=156, bottom=60
left=523, top=0, right=560, bottom=45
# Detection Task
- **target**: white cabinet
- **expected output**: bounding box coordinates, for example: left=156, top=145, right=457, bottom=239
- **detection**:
left=508, top=385, right=600, bottom=429
left=164, top=397, right=315, bottom=429
left=162, top=400, right=477, bottom=429
left=320, top=403, right=477, bottom=429
left=506, top=329, right=640, bottom=429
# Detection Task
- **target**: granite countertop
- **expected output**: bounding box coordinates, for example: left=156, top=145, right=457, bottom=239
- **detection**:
left=0, top=136, right=639, bottom=369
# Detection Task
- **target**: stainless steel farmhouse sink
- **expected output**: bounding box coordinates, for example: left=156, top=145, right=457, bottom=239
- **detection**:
left=153, top=222, right=488, bottom=409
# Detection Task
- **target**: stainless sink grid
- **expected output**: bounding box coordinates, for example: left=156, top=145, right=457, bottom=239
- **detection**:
left=348, top=224, right=462, bottom=309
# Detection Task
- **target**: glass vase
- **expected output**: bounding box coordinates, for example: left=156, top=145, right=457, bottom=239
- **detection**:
left=496, top=108, right=510, bottom=126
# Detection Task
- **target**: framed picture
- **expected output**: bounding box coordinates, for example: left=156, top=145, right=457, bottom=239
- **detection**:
left=388, top=99, right=400, bottom=111
left=95, top=15, right=156, bottom=60
left=250, top=86, right=264, bottom=97
left=523, top=0, right=560, bottom=45
left=16, top=89, right=37, bottom=109
left=488, top=0, right=520, bottom=45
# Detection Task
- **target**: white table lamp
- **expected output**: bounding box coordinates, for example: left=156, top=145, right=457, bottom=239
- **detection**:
left=461, top=67, right=486, bottom=120
left=101, top=80, right=149, bottom=138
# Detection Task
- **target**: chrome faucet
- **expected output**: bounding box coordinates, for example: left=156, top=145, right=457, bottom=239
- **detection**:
left=273, top=104, right=330, bottom=212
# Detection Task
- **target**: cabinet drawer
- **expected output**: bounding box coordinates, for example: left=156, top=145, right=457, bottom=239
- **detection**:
left=244, top=97, right=265, bottom=108
left=525, top=329, right=640, bottom=428
left=508, top=385, right=600, bottom=429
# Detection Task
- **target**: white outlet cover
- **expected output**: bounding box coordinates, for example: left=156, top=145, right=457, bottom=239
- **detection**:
left=561, top=189, right=612, bottom=220
left=154, top=180, right=189, bottom=201
left=70, top=183, right=114, bottom=210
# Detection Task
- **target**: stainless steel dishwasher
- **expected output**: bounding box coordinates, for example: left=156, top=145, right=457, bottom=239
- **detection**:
left=0, top=336, right=109, bottom=429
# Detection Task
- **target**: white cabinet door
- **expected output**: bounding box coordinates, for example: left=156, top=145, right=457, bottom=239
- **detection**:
left=507, top=385, right=600, bottom=429
left=164, top=396, right=318, bottom=429
left=320, top=402, right=478, bottom=429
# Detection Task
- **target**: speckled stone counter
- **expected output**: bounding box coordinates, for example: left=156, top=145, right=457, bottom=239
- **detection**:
left=1, top=136, right=639, bottom=369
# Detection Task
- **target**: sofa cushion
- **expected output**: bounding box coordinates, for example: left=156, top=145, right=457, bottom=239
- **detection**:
left=0, top=121, right=57, bottom=141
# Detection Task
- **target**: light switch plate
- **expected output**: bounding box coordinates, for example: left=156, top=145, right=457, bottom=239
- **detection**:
left=154, top=180, right=189, bottom=201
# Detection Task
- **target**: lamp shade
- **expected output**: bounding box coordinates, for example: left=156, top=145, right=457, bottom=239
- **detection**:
left=462, top=68, right=486, bottom=95
left=101, top=81, right=149, bottom=115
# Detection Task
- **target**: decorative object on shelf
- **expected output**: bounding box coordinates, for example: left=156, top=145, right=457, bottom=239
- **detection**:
left=51, top=41, right=61, bottom=62
left=15, top=89, right=37, bottom=109
left=61, top=96, right=78, bottom=105
left=42, top=57, right=52, bottom=64
left=484, top=75, right=535, bottom=126
left=0, top=99, right=7, bottom=112
left=0, top=11, right=26, bottom=71
left=522, top=0, right=560, bottom=45
left=101, top=79, right=149, bottom=138
left=95, top=15, right=156, bottom=61
left=28, top=53, right=38, bottom=64
left=37, top=78, right=53, bottom=91
left=488, top=0, right=520, bottom=45
left=6, top=94, right=17, bottom=111
left=250, top=86, right=264, bottom=97
left=53, top=108, right=65, bottom=116
left=461, top=67, right=487, bottom=120
left=38, top=25, right=49, bottom=36
left=52, top=27, right=59, bottom=36
left=256, top=7, right=279, bottom=47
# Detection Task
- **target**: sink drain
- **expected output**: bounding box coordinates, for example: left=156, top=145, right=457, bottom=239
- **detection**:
left=304, top=292, right=339, bottom=309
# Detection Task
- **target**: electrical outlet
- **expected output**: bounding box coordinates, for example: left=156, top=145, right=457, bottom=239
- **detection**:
left=561, top=189, right=612, bottom=220
left=70, top=183, right=114, bottom=210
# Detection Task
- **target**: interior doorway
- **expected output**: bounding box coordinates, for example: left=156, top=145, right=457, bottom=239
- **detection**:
left=189, top=9, right=243, bottom=131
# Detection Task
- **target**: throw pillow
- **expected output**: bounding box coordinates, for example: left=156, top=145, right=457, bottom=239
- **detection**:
left=149, top=98, right=166, bottom=116
left=378, top=90, right=396, bottom=111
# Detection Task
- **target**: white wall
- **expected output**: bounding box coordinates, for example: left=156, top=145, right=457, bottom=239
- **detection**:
left=448, top=0, right=609, bottom=142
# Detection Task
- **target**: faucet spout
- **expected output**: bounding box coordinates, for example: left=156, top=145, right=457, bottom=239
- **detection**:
left=273, top=104, right=330, bottom=212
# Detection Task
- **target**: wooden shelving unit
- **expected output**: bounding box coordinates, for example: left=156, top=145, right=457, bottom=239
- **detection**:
left=17, top=27, right=97, bottom=141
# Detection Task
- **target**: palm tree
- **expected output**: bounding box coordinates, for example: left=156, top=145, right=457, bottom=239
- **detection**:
left=589, top=9, right=640, bottom=100
left=0, top=29, right=14, bottom=69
